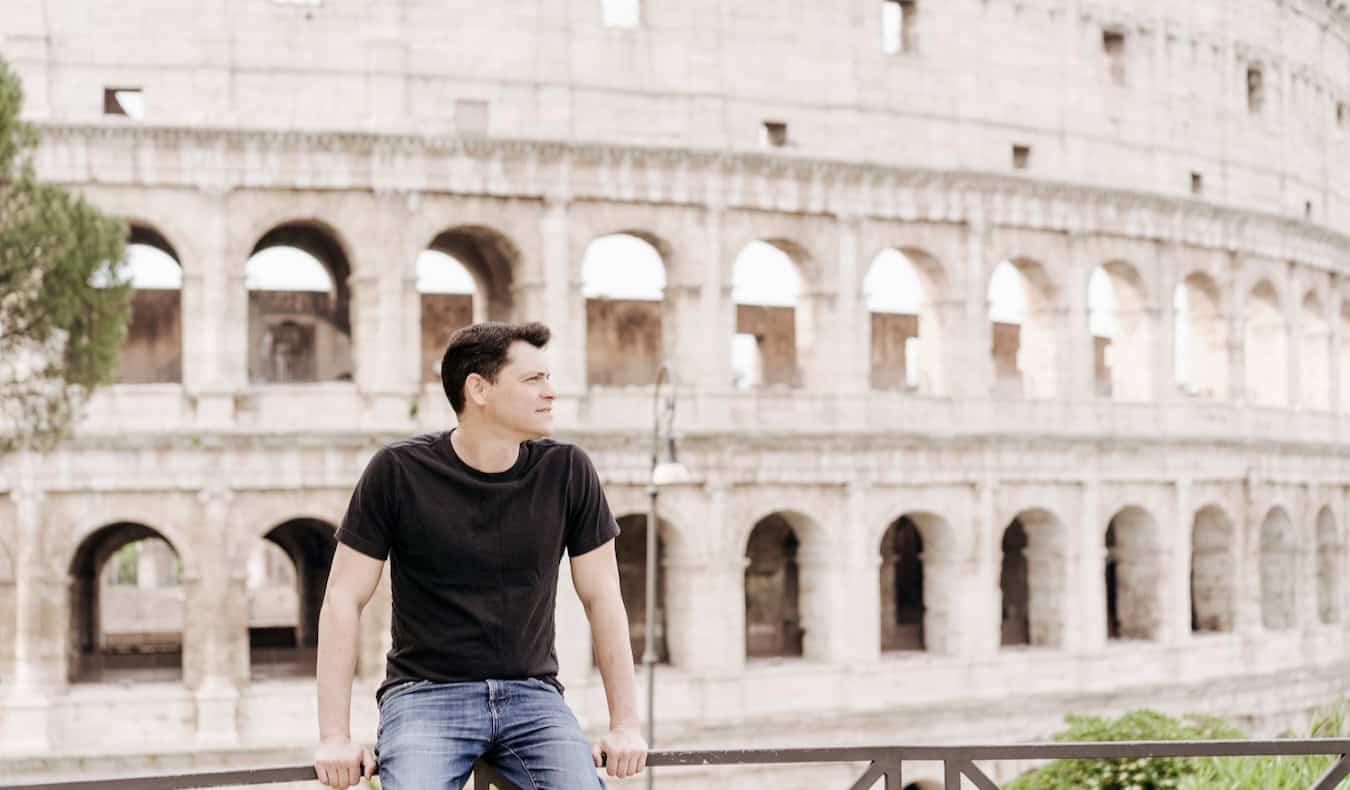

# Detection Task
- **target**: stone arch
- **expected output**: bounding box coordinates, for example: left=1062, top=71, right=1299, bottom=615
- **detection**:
left=67, top=522, right=186, bottom=683
left=998, top=507, right=1068, bottom=648
left=876, top=511, right=955, bottom=654
left=1299, top=289, right=1331, bottom=411
left=864, top=247, right=948, bottom=394
left=112, top=223, right=184, bottom=384
left=743, top=512, right=805, bottom=659
left=1190, top=504, right=1236, bottom=633
left=1244, top=280, right=1288, bottom=407
left=246, top=220, right=355, bottom=384
left=1104, top=506, right=1163, bottom=641
left=732, top=240, right=810, bottom=390
left=988, top=257, right=1060, bottom=399
left=1259, top=506, right=1297, bottom=630
left=1315, top=506, right=1340, bottom=625
left=1089, top=260, right=1152, bottom=401
left=248, top=517, right=338, bottom=679
left=1174, top=272, right=1228, bottom=399
left=582, top=231, right=670, bottom=387
left=611, top=512, right=676, bottom=665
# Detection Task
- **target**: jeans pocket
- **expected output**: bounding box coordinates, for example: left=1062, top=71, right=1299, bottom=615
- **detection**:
left=379, top=679, right=430, bottom=710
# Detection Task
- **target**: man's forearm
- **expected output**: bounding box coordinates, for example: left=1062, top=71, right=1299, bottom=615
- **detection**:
left=316, top=598, right=362, bottom=740
left=586, top=594, right=641, bottom=729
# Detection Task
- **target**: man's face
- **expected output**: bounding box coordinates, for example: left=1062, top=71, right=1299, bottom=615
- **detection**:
left=478, top=341, right=555, bottom=438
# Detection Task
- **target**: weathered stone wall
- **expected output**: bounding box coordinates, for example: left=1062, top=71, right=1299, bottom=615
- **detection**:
left=586, top=298, right=663, bottom=387
left=116, top=290, right=182, bottom=384
left=419, top=293, right=474, bottom=384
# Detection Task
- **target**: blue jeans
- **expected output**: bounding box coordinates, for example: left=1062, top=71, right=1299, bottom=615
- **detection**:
left=375, top=678, right=606, bottom=790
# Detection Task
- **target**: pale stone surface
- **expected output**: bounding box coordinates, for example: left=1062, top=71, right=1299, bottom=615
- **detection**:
left=2, top=1, right=1350, bottom=787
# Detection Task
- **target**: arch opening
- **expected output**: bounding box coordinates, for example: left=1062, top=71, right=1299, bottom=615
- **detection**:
left=1299, top=291, right=1331, bottom=411
left=1190, top=505, right=1235, bottom=633
left=248, top=518, right=337, bottom=679
left=879, top=516, right=925, bottom=652
left=418, top=227, right=519, bottom=384
left=582, top=234, right=667, bottom=387
left=1104, top=507, right=1162, bottom=641
left=1089, top=263, right=1151, bottom=401
left=1259, top=507, right=1297, bottom=630
left=115, top=225, right=184, bottom=384
left=744, top=514, right=803, bottom=658
left=610, top=514, right=670, bottom=665
left=732, top=241, right=805, bottom=390
left=866, top=249, right=941, bottom=393
left=1174, top=274, right=1227, bottom=399
left=246, top=223, right=353, bottom=384
left=69, top=523, right=184, bottom=684
left=999, top=510, right=1066, bottom=648
left=988, top=259, right=1058, bottom=399
left=1244, top=281, right=1287, bottom=407
left=1316, top=507, right=1340, bottom=625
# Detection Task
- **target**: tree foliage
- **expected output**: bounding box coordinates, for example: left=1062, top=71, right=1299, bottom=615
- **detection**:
left=0, top=56, right=131, bottom=452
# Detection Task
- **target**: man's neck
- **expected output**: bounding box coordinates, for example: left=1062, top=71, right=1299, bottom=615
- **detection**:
left=450, top=421, right=523, bottom=474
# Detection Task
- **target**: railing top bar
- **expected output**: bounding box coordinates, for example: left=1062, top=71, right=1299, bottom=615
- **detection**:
left=647, top=739, right=1350, bottom=765
left=5, top=739, right=1350, bottom=789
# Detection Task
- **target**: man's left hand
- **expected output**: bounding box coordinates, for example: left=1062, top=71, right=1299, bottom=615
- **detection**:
left=593, top=725, right=648, bottom=779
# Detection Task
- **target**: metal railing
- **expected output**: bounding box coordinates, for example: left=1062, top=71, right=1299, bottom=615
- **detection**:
left=4, top=739, right=1350, bottom=790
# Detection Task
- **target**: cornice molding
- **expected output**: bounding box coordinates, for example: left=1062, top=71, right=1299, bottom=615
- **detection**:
left=30, top=123, right=1350, bottom=271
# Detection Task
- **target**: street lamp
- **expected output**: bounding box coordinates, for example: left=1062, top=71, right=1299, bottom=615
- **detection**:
left=645, top=361, right=688, bottom=789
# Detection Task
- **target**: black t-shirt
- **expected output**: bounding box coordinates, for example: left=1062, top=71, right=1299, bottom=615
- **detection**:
left=336, top=430, right=620, bottom=701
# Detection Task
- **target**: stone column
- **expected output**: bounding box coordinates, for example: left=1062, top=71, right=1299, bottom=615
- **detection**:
left=3, top=487, right=58, bottom=753
left=188, top=487, right=242, bottom=746
left=540, top=197, right=586, bottom=399
left=972, top=478, right=1002, bottom=658
left=1065, top=266, right=1094, bottom=401
left=663, top=484, right=742, bottom=671
left=925, top=298, right=966, bottom=398
left=961, top=221, right=994, bottom=399
left=1072, top=479, right=1105, bottom=651
left=1285, top=271, right=1303, bottom=410
left=1235, top=477, right=1263, bottom=633
left=1328, top=275, right=1343, bottom=415
left=1166, top=479, right=1194, bottom=644
left=795, top=288, right=840, bottom=394
left=829, top=214, right=869, bottom=399
left=189, top=195, right=238, bottom=428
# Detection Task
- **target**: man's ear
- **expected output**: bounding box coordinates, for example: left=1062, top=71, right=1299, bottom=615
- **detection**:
left=465, top=372, right=490, bottom=408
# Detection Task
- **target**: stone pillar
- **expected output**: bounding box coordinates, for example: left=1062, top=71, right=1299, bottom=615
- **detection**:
left=1285, top=271, right=1303, bottom=410
left=664, top=484, right=742, bottom=671
left=189, top=195, right=238, bottom=428
left=1066, top=267, right=1094, bottom=401
left=926, top=299, right=966, bottom=398
left=795, top=288, right=840, bottom=393
left=1235, top=477, right=1263, bottom=633
left=540, top=197, right=586, bottom=398
left=664, top=282, right=705, bottom=392
left=962, top=221, right=994, bottom=399
left=696, top=203, right=733, bottom=394
left=972, top=478, right=1002, bottom=657
left=1073, top=479, right=1105, bottom=651
left=830, top=214, right=869, bottom=398
left=3, top=487, right=56, bottom=753
left=1329, top=275, right=1343, bottom=415
left=188, top=487, right=242, bottom=746
left=1167, top=479, right=1194, bottom=644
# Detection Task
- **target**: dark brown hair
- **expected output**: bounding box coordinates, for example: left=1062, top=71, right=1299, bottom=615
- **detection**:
left=440, top=321, right=551, bottom=414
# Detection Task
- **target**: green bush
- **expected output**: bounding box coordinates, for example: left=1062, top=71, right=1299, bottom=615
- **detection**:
left=1179, top=706, right=1350, bottom=790
left=1006, top=709, right=1244, bottom=790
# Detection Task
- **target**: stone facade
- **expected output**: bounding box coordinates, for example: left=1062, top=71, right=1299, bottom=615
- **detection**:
left=2, top=1, right=1350, bottom=787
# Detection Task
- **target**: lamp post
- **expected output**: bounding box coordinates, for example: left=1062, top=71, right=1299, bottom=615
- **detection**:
left=645, top=361, right=687, bottom=790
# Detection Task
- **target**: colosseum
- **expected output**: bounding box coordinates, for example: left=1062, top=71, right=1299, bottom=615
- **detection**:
left=2, top=0, right=1350, bottom=787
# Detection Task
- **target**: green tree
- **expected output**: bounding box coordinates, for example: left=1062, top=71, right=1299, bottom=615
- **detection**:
left=0, top=56, right=131, bottom=452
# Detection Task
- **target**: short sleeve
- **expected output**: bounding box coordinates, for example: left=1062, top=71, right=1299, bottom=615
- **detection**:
left=565, top=445, right=620, bottom=557
left=337, top=447, right=401, bottom=560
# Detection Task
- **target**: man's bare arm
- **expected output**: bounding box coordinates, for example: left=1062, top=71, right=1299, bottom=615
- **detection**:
left=313, top=543, right=384, bottom=788
left=571, top=540, right=648, bottom=779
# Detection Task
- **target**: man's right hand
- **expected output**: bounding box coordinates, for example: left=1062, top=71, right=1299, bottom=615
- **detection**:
left=313, top=736, right=377, bottom=789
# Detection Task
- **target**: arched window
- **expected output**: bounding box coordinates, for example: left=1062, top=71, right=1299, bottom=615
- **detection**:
left=1299, top=291, right=1331, bottom=411
left=1089, top=263, right=1151, bottom=401
left=1104, top=507, right=1162, bottom=641
left=612, top=514, right=668, bottom=664
left=70, top=524, right=184, bottom=683
left=1244, top=282, right=1287, bottom=407
left=744, top=514, right=803, bottom=658
left=1316, top=508, right=1341, bottom=625
left=246, top=223, right=352, bottom=384
left=1259, top=507, right=1297, bottom=630
left=879, top=516, right=924, bottom=651
left=1174, top=274, right=1227, bottom=399
left=248, top=518, right=337, bottom=679
left=988, top=259, right=1057, bottom=398
left=1190, top=505, right=1235, bottom=633
left=417, top=250, right=477, bottom=384
left=999, top=509, right=1066, bottom=648
left=866, top=250, right=935, bottom=392
left=109, top=226, right=183, bottom=384
left=732, top=242, right=803, bottom=390
left=582, top=234, right=667, bottom=387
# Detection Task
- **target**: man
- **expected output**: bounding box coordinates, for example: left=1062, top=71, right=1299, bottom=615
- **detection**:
left=312, top=321, right=648, bottom=789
